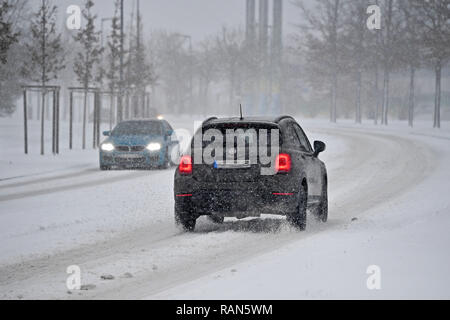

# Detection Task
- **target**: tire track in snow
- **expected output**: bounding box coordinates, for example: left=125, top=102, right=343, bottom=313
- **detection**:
left=0, top=169, right=171, bottom=203
left=0, top=168, right=98, bottom=190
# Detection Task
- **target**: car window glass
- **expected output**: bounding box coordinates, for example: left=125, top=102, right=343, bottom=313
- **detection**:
left=293, top=124, right=312, bottom=152
left=164, top=121, right=174, bottom=132
left=284, top=123, right=302, bottom=149
left=112, top=121, right=163, bottom=136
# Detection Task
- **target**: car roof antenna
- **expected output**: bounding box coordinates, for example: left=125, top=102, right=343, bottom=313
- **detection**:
left=240, top=104, right=244, bottom=120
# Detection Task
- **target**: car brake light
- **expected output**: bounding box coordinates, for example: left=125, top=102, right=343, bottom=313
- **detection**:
left=276, top=154, right=291, bottom=173
left=179, top=155, right=193, bottom=174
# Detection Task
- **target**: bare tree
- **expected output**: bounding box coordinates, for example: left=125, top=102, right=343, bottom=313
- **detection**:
left=73, top=0, right=102, bottom=149
left=377, top=0, right=404, bottom=125
left=396, top=0, right=426, bottom=127
left=104, top=0, right=122, bottom=125
left=292, top=0, right=344, bottom=122
left=26, top=0, right=64, bottom=154
left=126, top=2, right=155, bottom=118
left=0, top=1, right=18, bottom=64
left=342, top=0, right=373, bottom=124
left=196, top=36, right=219, bottom=114
left=150, top=31, right=191, bottom=114
left=215, top=26, right=246, bottom=109
left=410, top=0, right=450, bottom=128
left=0, top=0, right=22, bottom=117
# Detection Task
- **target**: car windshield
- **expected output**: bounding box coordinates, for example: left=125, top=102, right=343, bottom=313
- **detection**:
left=112, top=121, right=163, bottom=136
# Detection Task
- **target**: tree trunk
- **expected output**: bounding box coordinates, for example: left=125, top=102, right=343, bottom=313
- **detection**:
left=331, top=74, right=338, bottom=123
left=204, top=81, right=210, bottom=116
left=230, top=69, right=235, bottom=108
left=27, top=92, right=33, bottom=120
left=434, top=60, right=441, bottom=129
left=141, top=89, right=146, bottom=118
left=356, top=71, right=362, bottom=124
left=109, top=93, right=114, bottom=131
left=82, top=89, right=88, bottom=149
left=374, top=65, right=379, bottom=125
left=40, top=91, right=45, bottom=155
left=382, top=0, right=393, bottom=126
left=37, top=92, right=41, bottom=121
left=382, top=65, right=390, bottom=125
left=46, top=94, right=50, bottom=121
left=125, top=91, right=130, bottom=120
left=408, top=66, right=415, bottom=127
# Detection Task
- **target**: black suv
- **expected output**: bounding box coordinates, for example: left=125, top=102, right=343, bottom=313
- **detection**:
left=174, top=116, right=328, bottom=232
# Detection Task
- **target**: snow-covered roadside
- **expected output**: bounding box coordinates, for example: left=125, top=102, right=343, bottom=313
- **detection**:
left=0, top=115, right=201, bottom=180
left=149, top=125, right=450, bottom=300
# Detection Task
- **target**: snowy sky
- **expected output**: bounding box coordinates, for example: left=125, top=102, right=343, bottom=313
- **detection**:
left=49, top=0, right=303, bottom=42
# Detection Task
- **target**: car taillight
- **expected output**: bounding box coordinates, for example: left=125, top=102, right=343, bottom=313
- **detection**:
left=179, top=155, right=193, bottom=175
left=276, top=154, right=291, bottom=173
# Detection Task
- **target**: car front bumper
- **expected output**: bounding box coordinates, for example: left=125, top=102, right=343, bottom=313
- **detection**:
left=100, top=150, right=164, bottom=168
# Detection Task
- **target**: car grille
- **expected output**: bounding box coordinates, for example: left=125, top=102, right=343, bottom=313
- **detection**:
left=116, top=146, right=146, bottom=152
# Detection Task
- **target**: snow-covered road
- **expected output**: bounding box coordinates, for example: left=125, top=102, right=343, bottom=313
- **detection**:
left=0, top=118, right=449, bottom=299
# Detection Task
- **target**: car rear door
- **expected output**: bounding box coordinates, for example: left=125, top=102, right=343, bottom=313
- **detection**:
left=292, top=123, right=323, bottom=198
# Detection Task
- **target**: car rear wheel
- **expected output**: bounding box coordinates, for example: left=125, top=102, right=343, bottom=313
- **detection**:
left=100, top=165, right=110, bottom=171
left=175, top=205, right=197, bottom=232
left=287, top=184, right=307, bottom=231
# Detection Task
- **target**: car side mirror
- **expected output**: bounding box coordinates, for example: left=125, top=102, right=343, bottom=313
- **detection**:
left=314, top=141, right=326, bottom=157
left=166, top=130, right=174, bottom=137
left=103, top=131, right=111, bottom=137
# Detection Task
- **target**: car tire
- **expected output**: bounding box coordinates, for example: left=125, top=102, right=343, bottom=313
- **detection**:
left=314, top=177, right=328, bottom=223
left=287, top=184, right=307, bottom=231
left=208, top=215, right=225, bottom=224
left=100, top=165, right=110, bottom=171
left=175, top=205, right=197, bottom=232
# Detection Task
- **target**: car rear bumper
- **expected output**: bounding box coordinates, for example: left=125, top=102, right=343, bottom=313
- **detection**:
left=175, top=188, right=299, bottom=217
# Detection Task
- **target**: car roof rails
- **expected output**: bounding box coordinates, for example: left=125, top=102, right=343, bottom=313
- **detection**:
left=274, top=115, right=295, bottom=123
left=202, top=117, right=218, bottom=125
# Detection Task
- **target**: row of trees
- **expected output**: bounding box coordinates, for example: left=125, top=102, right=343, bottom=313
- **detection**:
left=0, top=0, right=448, bottom=128
left=0, top=0, right=156, bottom=141
left=147, top=26, right=259, bottom=116
left=292, top=0, right=450, bottom=127
left=143, top=1, right=450, bottom=127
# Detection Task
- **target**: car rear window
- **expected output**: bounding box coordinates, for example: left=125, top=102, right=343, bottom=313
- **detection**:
left=193, top=123, right=282, bottom=150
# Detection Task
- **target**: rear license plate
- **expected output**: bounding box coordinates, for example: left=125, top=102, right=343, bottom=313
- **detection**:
left=214, top=160, right=251, bottom=169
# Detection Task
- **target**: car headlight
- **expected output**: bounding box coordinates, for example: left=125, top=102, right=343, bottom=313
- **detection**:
left=101, top=143, right=115, bottom=152
left=147, top=143, right=162, bottom=152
